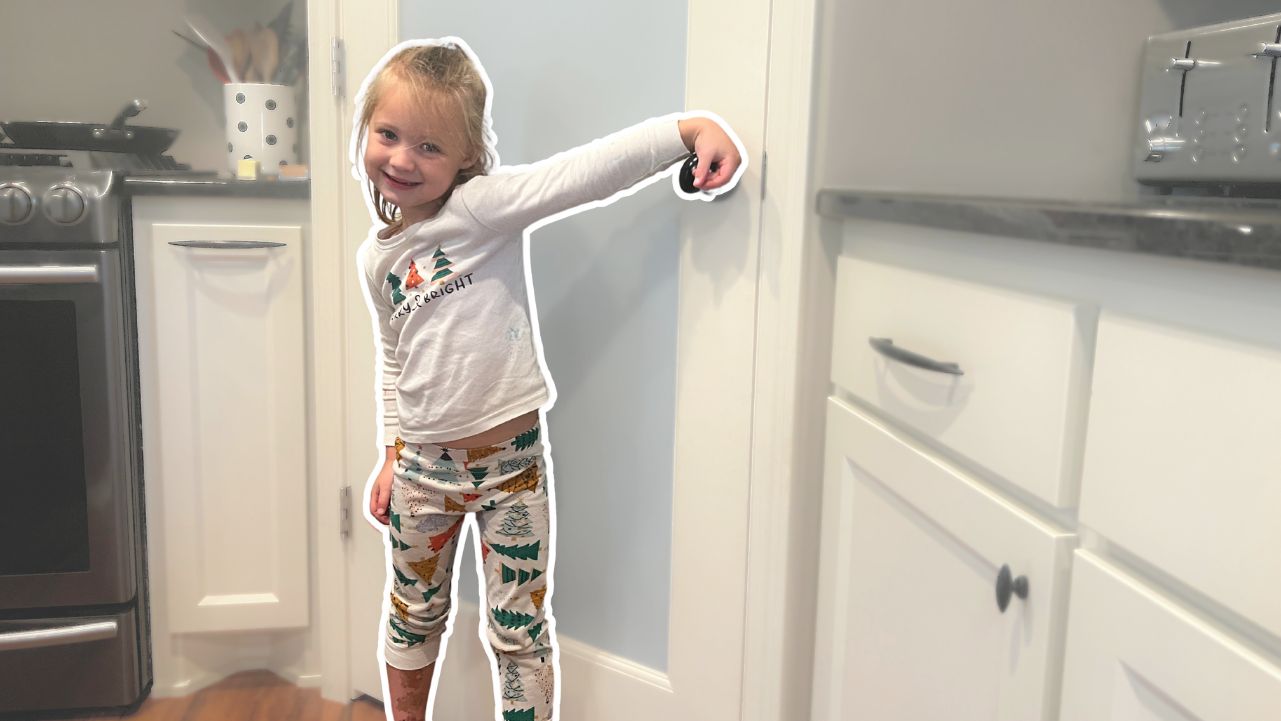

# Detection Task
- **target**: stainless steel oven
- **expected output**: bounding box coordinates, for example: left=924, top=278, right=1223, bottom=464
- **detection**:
left=0, top=164, right=150, bottom=716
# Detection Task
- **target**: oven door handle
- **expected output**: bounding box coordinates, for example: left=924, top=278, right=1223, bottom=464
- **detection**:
left=168, top=240, right=286, bottom=249
left=0, top=264, right=100, bottom=285
left=0, top=620, right=118, bottom=651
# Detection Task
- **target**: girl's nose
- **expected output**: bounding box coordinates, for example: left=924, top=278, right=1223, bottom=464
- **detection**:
left=387, top=146, right=414, bottom=170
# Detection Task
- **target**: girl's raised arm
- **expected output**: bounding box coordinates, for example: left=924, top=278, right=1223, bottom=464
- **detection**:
left=458, top=113, right=743, bottom=235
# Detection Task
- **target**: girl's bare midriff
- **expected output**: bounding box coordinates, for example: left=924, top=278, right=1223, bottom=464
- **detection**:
left=440, top=409, right=539, bottom=449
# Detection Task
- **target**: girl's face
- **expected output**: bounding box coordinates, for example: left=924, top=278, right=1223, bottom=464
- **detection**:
left=364, top=82, right=475, bottom=226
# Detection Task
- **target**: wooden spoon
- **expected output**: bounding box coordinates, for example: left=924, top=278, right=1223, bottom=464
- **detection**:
left=256, top=26, right=279, bottom=85
left=228, top=29, right=250, bottom=83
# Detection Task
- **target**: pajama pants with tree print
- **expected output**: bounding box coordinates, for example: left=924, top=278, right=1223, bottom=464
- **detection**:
left=384, top=424, right=557, bottom=721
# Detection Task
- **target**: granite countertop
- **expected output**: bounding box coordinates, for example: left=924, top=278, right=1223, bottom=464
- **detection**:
left=124, top=174, right=310, bottom=199
left=817, top=189, right=1281, bottom=272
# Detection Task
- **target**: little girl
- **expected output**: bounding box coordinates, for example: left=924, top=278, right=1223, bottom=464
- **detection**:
left=353, top=38, right=743, bottom=721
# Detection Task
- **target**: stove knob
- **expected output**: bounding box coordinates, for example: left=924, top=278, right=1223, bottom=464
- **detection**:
left=43, top=185, right=87, bottom=225
left=0, top=184, right=34, bottom=225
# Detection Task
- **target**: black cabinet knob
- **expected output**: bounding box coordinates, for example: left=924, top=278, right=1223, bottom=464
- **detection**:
left=995, top=564, right=1029, bottom=613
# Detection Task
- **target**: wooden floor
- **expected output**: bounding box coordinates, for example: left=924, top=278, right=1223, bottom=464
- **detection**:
left=82, top=671, right=386, bottom=721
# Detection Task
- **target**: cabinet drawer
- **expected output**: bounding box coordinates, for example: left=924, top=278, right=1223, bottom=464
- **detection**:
left=812, top=398, right=1076, bottom=721
left=830, top=257, right=1091, bottom=507
left=1060, top=551, right=1281, bottom=720
left=1080, top=313, right=1281, bottom=640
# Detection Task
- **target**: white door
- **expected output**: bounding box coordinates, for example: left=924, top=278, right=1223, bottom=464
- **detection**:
left=333, top=0, right=770, bottom=718
left=812, top=398, right=1076, bottom=721
left=1059, top=551, right=1281, bottom=721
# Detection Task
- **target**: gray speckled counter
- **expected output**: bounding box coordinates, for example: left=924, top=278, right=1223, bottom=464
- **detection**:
left=817, top=190, right=1281, bottom=272
left=124, top=175, right=310, bottom=199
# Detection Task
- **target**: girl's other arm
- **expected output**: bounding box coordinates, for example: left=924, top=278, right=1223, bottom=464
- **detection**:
left=356, top=247, right=403, bottom=526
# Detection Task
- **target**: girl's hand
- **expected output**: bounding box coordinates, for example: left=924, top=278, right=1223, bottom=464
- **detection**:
left=369, top=457, right=394, bottom=526
left=677, top=116, right=743, bottom=192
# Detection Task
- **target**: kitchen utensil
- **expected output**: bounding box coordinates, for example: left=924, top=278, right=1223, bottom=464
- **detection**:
left=259, top=27, right=280, bottom=84
left=206, top=48, right=231, bottom=84
left=247, top=24, right=279, bottom=85
left=186, top=13, right=239, bottom=83
left=267, top=1, right=293, bottom=41
left=171, top=29, right=205, bottom=51
left=173, top=29, right=230, bottom=83
left=1, top=121, right=177, bottom=155
left=108, top=99, right=146, bottom=130
left=228, top=29, right=250, bottom=83
left=272, top=36, right=304, bottom=85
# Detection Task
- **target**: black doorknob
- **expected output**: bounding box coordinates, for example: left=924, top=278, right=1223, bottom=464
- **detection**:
left=678, top=153, right=720, bottom=194
left=995, top=564, right=1029, bottom=613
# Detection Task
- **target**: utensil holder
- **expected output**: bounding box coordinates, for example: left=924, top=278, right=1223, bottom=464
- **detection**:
left=223, top=83, right=299, bottom=175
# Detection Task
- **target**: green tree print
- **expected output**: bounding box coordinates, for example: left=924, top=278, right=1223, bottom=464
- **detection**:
left=492, top=607, right=535, bottom=629
left=386, top=271, right=406, bottom=304
left=500, top=564, right=543, bottom=586
left=513, top=427, right=539, bottom=451
left=491, top=540, right=540, bottom=561
left=430, top=246, right=455, bottom=284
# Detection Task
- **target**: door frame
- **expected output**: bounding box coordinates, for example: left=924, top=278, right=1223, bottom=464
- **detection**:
left=306, top=0, right=826, bottom=718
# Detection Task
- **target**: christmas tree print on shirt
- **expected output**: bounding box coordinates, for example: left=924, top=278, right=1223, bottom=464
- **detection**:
left=429, top=246, right=455, bottom=285
left=386, top=271, right=406, bottom=304
left=405, top=259, right=425, bottom=289
left=387, top=245, right=456, bottom=305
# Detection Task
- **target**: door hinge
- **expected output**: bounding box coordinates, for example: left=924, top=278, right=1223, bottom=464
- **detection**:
left=331, top=38, right=345, bottom=98
left=339, top=485, right=352, bottom=538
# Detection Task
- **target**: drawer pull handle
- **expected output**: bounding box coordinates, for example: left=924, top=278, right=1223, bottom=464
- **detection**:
left=168, top=240, right=286, bottom=249
left=995, top=564, right=1029, bottom=613
left=868, top=337, right=964, bottom=376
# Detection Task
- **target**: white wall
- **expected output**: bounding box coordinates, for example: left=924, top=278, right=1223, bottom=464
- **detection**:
left=398, top=0, right=687, bottom=670
left=814, top=0, right=1280, bottom=203
left=0, top=0, right=304, bottom=172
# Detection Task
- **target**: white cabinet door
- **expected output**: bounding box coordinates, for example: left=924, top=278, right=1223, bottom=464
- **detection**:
left=139, top=222, right=308, bottom=633
left=1060, top=552, right=1281, bottom=720
left=1080, top=312, right=1281, bottom=640
left=812, top=398, right=1075, bottom=721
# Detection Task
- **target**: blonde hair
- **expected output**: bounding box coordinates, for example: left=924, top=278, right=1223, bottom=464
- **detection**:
left=357, top=41, right=495, bottom=233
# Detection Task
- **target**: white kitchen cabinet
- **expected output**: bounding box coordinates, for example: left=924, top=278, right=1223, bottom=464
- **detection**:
left=133, top=198, right=309, bottom=634
left=811, top=397, right=1076, bottom=721
left=831, top=256, right=1092, bottom=509
left=1059, top=551, right=1281, bottom=720
left=1080, top=312, right=1281, bottom=640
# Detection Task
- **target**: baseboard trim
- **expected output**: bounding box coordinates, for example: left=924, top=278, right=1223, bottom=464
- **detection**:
left=433, top=602, right=675, bottom=720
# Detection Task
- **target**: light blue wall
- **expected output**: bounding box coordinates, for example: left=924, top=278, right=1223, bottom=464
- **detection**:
left=399, top=0, right=687, bottom=670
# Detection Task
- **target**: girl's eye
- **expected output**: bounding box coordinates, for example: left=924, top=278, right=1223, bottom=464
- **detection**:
left=379, top=129, right=397, bottom=141
left=419, top=143, right=440, bottom=154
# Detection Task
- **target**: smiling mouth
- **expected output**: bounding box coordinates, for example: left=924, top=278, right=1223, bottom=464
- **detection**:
left=382, top=171, right=422, bottom=189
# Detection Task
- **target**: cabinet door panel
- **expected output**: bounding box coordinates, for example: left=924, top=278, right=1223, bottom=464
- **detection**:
left=1060, top=552, right=1281, bottom=721
left=144, top=222, right=308, bottom=633
left=1081, top=313, right=1281, bottom=639
left=812, top=398, right=1075, bottom=721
